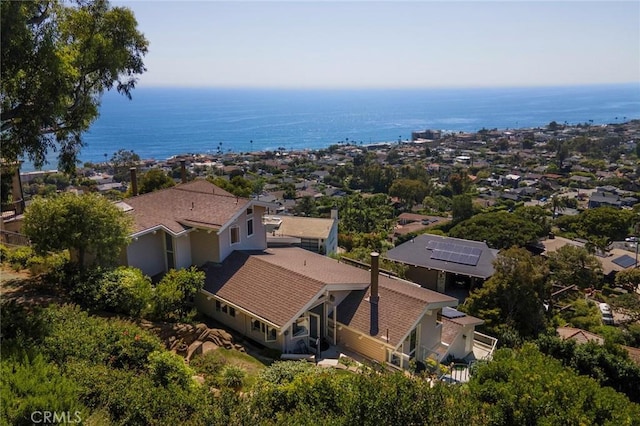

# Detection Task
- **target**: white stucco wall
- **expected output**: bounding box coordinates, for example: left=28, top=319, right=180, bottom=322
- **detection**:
left=419, top=310, right=441, bottom=350
left=126, top=232, right=165, bottom=277
left=219, top=205, right=267, bottom=262
left=190, top=230, right=221, bottom=265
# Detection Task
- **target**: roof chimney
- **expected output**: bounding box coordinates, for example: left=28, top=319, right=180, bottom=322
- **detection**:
left=369, top=251, right=380, bottom=336
left=130, top=167, right=138, bottom=196
left=370, top=252, right=379, bottom=302
left=180, top=159, right=187, bottom=184
left=330, top=207, right=338, bottom=220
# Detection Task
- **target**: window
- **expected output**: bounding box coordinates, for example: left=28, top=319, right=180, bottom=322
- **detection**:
left=229, top=307, right=236, bottom=317
left=266, top=326, right=277, bottom=342
left=292, top=316, right=309, bottom=337
left=222, top=304, right=228, bottom=314
left=230, top=226, right=240, bottom=244
left=165, top=232, right=175, bottom=270
left=215, top=301, right=221, bottom=312
left=247, top=218, right=254, bottom=237
left=246, top=207, right=253, bottom=215
left=252, top=319, right=261, bottom=331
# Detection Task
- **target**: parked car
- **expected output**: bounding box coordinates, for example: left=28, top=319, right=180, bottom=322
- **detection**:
left=599, top=303, right=614, bottom=325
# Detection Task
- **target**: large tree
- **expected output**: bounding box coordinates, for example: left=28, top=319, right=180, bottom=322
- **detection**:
left=23, top=192, right=132, bottom=267
left=546, top=244, right=603, bottom=289
left=461, top=247, right=549, bottom=342
left=448, top=210, right=544, bottom=249
left=137, top=168, right=174, bottom=195
left=1, top=0, right=148, bottom=173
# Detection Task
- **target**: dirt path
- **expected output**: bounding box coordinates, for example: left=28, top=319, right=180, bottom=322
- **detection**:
left=0, top=267, right=69, bottom=306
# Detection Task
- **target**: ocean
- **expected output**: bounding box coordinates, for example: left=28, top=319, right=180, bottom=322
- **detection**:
left=24, top=83, right=640, bottom=170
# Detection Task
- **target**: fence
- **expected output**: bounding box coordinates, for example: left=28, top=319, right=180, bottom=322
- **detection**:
left=0, top=230, right=30, bottom=247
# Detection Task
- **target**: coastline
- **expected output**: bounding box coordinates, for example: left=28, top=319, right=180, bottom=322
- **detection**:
left=19, top=83, right=640, bottom=171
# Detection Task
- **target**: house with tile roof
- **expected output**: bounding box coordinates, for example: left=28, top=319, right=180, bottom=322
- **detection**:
left=196, top=249, right=494, bottom=369
left=122, top=179, right=495, bottom=370
left=119, top=179, right=273, bottom=278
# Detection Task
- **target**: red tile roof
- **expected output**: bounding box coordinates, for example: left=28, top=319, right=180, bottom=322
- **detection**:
left=124, top=179, right=249, bottom=234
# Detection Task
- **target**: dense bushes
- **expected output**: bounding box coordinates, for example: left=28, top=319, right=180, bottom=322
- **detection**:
left=536, top=334, right=640, bottom=403
left=49, top=263, right=204, bottom=322
left=0, top=249, right=205, bottom=321
left=0, top=303, right=226, bottom=426
left=0, top=244, right=70, bottom=275
left=0, top=351, right=87, bottom=426
left=3, top=302, right=640, bottom=425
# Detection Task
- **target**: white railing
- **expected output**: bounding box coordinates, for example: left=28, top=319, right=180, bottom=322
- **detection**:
left=473, top=331, right=498, bottom=360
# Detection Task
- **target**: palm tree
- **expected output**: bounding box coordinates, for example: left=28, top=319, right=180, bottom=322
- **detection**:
left=549, top=195, right=569, bottom=218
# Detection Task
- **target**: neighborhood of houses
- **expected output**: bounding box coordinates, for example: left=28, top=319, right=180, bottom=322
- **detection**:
left=2, top=119, right=640, bottom=375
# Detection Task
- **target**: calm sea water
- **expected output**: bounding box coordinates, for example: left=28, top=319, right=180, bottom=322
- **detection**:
left=25, top=83, right=640, bottom=170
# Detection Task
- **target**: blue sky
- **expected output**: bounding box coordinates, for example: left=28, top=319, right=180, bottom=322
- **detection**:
left=115, top=1, right=640, bottom=89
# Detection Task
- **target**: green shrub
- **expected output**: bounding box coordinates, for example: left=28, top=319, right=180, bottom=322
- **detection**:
left=98, top=267, right=153, bottom=317
left=153, top=267, right=205, bottom=321
left=0, top=351, right=87, bottom=426
left=33, top=304, right=163, bottom=370
left=67, top=361, right=224, bottom=426
left=6, top=246, right=35, bottom=270
left=148, top=350, right=194, bottom=389
left=220, top=365, right=245, bottom=390
left=0, top=243, right=8, bottom=262
left=66, top=266, right=153, bottom=317
left=189, top=350, right=225, bottom=377
left=257, top=360, right=318, bottom=385
left=25, top=251, right=70, bottom=276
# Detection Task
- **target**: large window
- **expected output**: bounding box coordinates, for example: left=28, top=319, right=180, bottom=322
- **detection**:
left=247, top=218, right=254, bottom=237
left=230, top=226, right=240, bottom=244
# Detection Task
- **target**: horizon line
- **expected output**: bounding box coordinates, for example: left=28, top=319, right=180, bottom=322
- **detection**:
left=131, top=81, right=640, bottom=91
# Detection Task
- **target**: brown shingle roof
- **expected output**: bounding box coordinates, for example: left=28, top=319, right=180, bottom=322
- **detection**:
left=203, top=247, right=457, bottom=345
left=124, top=179, right=248, bottom=234
left=203, top=250, right=327, bottom=327
left=337, top=275, right=457, bottom=348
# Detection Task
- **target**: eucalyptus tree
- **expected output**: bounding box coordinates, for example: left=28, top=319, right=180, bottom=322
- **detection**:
left=1, top=0, right=148, bottom=173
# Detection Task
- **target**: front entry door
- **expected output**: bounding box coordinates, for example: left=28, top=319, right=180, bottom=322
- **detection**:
left=308, top=313, right=321, bottom=352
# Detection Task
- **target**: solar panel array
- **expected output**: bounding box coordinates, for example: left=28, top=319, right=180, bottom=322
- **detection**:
left=426, top=240, right=482, bottom=266
left=612, top=254, right=637, bottom=269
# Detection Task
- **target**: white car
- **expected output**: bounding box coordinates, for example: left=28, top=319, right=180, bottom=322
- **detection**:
left=599, top=303, right=611, bottom=315
left=599, top=303, right=614, bottom=325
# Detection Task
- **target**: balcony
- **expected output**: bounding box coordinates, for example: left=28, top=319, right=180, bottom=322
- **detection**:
left=471, top=331, right=498, bottom=361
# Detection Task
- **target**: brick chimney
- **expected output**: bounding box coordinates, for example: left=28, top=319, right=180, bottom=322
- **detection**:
left=369, top=251, right=380, bottom=336
left=370, top=252, right=379, bottom=302
left=180, top=159, right=187, bottom=183
left=129, top=167, right=138, bottom=196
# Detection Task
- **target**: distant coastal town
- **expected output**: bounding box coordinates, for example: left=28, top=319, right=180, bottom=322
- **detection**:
left=15, top=119, right=640, bottom=213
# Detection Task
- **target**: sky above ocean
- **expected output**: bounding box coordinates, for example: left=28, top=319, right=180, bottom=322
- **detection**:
left=113, top=1, right=639, bottom=89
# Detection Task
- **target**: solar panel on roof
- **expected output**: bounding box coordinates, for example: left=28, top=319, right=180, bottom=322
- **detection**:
left=612, top=255, right=637, bottom=269
left=426, top=239, right=483, bottom=266
left=442, top=307, right=466, bottom=319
